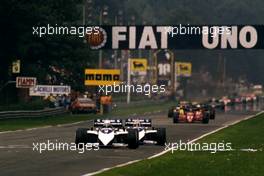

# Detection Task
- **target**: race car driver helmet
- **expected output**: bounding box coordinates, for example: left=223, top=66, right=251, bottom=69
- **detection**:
left=133, top=119, right=141, bottom=127
left=104, top=120, right=111, bottom=127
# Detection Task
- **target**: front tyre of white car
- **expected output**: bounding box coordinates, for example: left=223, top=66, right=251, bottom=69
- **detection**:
left=127, top=129, right=139, bottom=149
left=75, top=128, right=89, bottom=147
left=156, top=128, right=166, bottom=146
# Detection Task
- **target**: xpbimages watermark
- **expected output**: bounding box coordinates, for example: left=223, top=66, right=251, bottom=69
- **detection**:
left=32, top=140, right=99, bottom=154
left=165, top=140, right=233, bottom=154
left=164, top=25, right=232, bottom=38
left=98, top=82, right=166, bottom=96
left=32, top=24, right=100, bottom=37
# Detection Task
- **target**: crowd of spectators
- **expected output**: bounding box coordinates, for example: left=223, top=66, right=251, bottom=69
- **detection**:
left=45, top=94, right=71, bottom=109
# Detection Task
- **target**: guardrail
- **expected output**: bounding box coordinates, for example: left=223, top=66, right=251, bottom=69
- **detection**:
left=0, top=107, right=68, bottom=120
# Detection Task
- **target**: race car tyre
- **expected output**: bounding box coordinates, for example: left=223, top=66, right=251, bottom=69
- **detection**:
left=127, top=129, right=139, bottom=149
left=173, top=113, right=179, bottom=123
left=156, top=128, right=166, bottom=145
left=202, top=114, right=209, bottom=124
left=75, top=128, right=90, bottom=147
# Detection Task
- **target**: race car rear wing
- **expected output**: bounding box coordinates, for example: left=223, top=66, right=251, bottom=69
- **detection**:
left=94, top=119, right=123, bottom=128
left=125, top=118, right=152, bottom=127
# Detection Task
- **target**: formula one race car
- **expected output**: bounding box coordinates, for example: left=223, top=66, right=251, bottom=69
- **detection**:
left=75, top=119, right=139, bottom=149
left=168, top=101, right=191, bottom=118
left=124, top=118, right=166, bottom=145
left=172, top=105, right=209, bottom=124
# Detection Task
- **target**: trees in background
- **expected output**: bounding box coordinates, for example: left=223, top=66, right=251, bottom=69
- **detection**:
left=0, top=0, right=263, bottom=97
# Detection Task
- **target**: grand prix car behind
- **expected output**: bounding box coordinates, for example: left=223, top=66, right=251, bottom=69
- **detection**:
left=125, top=118, right=166, bottom=145
left=75, top=119, right=139, bottom=149
left=168, top=101, right=191, bottom=118
left=172, top=105, right=210, bottom=124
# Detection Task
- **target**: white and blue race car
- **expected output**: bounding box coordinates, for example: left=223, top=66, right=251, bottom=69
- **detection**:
left=75, top=119, right=139, bottom=149
left=125, top=118, right=166, bottom=146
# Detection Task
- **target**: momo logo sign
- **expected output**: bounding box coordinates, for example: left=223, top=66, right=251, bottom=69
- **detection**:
left=85, top=69, right=120, bottom=86
left=89, top=25, right=264, bottom=50
left=176, top=62, right=192, bottom=77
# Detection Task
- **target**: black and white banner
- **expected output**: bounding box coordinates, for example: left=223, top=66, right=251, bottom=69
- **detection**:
left=86, top=25, right=264, bottom=50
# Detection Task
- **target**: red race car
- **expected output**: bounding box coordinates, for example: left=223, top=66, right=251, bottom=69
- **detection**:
left=172, top=105, right=209, bottom=124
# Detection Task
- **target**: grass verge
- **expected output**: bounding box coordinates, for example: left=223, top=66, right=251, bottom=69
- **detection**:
left=96, top=112, right=264, bottom=176
left=0, top=100, right=174, bottom=132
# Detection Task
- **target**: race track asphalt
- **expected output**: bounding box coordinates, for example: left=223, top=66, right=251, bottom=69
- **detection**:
left=0, top=103, right=262, bottom=176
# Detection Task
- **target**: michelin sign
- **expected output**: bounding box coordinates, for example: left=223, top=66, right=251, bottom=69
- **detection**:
left=29, top=85, right=71, bottom=96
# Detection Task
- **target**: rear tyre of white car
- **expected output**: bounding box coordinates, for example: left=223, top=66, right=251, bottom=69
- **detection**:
left=156, top=128, right=166, bottom=145
left=127, top=129, right=139, bottom=149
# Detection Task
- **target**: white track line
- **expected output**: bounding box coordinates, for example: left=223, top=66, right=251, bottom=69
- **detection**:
left=83, top=111, right=264, bottom=176
left=0, top=120, right=93, bottom=134
left=0, top=145, right=31, bottom=149
left=0, top=125, right=53, bottom=134
left=82, top=160, right=141, bottom=176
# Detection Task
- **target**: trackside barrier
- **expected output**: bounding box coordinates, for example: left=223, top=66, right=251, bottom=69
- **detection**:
left=0, top=107, right=68, bottom=120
